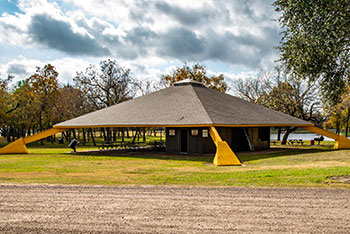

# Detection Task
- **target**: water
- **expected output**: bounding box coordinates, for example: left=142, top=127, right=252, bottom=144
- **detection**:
left=270, top=133, right=334, bottom=141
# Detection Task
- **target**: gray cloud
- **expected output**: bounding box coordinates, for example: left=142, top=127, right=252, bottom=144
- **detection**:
left=155, top=2, right=217, bottom=26
left=227, top=0, right=277, bottom=23
left=0, top=0, right=280, bottom=70
left=125, top=27, right=156, bottom=45
left=156, top=27, right=206, bottom=60
left=202, top=27, right=280, bottom=68
left=146, top=24, right=280, bottom=69
left=27, top=14, right=110, bottom=56
left=7, top=63, right=27, bottom=75
left=129, top=0, right=154, bottom=24
left=114, top=45, right=139, bottom=60
left=122, top=0, right=280, bottom=69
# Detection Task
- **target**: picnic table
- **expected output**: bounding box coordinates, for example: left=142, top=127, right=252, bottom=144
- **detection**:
left=97, top=141, right=115, bottom=150
left=97, top=141, right=129, bottom=150
left=97, top=141, right=147, bottom=150
left=287, top=139, right=304, bottom=145
left=153, top=141, right=165, bottom=148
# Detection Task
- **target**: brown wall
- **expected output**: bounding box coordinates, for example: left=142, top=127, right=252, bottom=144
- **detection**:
left=165, top=127, right=215, bottom=154
left=165, top=127, right=269, bottom=154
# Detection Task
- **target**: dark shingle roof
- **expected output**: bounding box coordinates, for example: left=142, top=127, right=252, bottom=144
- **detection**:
left=55, top=80, right=312, bottom=128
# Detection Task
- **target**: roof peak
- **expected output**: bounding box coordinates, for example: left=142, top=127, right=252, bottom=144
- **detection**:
left=174, top=79, right=204, bottom=87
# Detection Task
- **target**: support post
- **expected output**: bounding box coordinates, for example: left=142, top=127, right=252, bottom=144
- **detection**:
left=0, top=138, right=28, bottom=154
left=209, top=126, right=241, bottom=166
left=302, top=126, right=350, bottom=149
left=0, top=128, right=67, bottom=154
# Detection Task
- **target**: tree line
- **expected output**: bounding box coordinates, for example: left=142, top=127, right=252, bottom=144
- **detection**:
left=0, top=60, right=136, bottom=143
left=1, top=0, right=349, bottom=144
left=272, top=0, right=350, bottom=138
left=0, top=59, right=349, bottom=145
left=0, top=61, right=227, bottom=144
left=232, top=0, right=350, bottom=143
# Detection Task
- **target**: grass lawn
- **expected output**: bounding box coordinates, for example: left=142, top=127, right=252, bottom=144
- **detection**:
left=0, top=141, right=350, bottom=188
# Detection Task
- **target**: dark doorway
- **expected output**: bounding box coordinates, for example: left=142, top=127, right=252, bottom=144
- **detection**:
left=231, top=128, right=250, bottom=151
left=180, top=129, right=188, bottom=153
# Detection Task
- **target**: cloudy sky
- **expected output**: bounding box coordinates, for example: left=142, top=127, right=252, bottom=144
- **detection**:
left=0, top=0, right=281, bottom=87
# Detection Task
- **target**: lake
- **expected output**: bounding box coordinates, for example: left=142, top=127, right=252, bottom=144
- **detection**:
left=271, top=133, right=334, bottom=141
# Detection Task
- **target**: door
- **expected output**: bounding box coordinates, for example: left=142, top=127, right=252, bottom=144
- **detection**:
left=180, top=129, right=188, bottom=153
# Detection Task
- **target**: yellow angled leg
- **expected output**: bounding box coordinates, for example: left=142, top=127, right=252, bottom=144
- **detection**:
left=209, top=126, right=241, bottom=166
left=334, top=136, right=350, bottom=149
left=302, top=126, right=350, bottom=149
left=213, top=141, right=241, bottom=166
left=0, top=138, right=28, bottom=154
left=0, top=128, right=68, bottom=155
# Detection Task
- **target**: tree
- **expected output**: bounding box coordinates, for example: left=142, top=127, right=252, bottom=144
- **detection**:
left=134, top=79, right=162, bottom=96
left=162, top=63, right=228, bottom=93
left=0, top=75, right=13, bottom=140
left=234, top=71, right=322, bottom=144
left=1, top=79, right=37, bottom=141
left=274, top=0, right=350, bottom=105
left=27, top=64, right=60, bottom=130
left=324, top=85, right=350, bottom=136
left=74, top=59, right=137, bottom=109
left=1, top=64, right=94, bottom=143
left=260, top=79, right=321, bottom=144
left=0, top=75, right=12, bottom=126
left=53, top=85, right=88, bottom=123
left=74, top=59, right=138, bottom=143
left=234, top=72, right=274, bottom=103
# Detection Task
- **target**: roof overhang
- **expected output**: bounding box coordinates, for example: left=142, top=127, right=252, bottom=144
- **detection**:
left=53, top=123, right=314, bottom=129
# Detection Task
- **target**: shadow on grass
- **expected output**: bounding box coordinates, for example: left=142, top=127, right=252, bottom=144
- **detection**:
left=72, top=150, right=215, bottom=163
left=70, top=147, right=337, bottom=164
left=4, top=140, right=338, bottom=165
left=238, top=148, right=336, bottom=163
left=3, top=138, right=338, bottom=164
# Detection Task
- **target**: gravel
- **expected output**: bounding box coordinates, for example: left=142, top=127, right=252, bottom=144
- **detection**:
left=0, top=184, right=349, bottom=233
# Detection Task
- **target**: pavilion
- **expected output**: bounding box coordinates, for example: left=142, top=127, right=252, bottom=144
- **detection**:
left=1, top=79, right=349, bottom=165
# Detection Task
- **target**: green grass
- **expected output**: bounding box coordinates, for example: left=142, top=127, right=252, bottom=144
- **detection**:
left=1, top=140, right=350, bottom=188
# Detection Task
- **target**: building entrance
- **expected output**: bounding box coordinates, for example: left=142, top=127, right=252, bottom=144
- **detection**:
left=180, top=129, right=188, bottom=153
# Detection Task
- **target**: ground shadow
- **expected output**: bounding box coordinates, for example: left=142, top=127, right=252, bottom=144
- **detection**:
left=69, top=147, right=338, bottom=164
left=238, top=147, right=337, bottom=163
left=72, top=150, right=215, bottom=163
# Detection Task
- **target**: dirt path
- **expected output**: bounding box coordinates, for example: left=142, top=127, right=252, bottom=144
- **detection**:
left=0, top=184, right=349, bottom=233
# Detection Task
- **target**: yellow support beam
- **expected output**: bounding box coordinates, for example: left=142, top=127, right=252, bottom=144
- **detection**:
left=0, top=138, right=28, bottom=154
left=23, top=128, right=66, bottom=144
left=209, top=126, right=241, bottom=166
left=302, top=126, right=350, bottom=149
left=0, top=128, right=67, bottom=154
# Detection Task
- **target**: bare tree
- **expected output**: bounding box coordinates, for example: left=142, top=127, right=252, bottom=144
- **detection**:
left=134, top=78, right=163, bottom=97
left=233, top=70, right=323, bottom=144
left=234, top=72, right=275, bottom=103
left=74, top=59, right=139, bottom=142
left=74, top=59, right=137, bottom=109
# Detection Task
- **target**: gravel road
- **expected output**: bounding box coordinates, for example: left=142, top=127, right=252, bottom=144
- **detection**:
left=0, top=184, right=349, bottom=233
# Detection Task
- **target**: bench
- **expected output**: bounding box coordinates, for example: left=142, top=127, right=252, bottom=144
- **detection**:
left=97, top=141, right=164, bottom=151
left=153, top=141, right=165, bottom=148
left=287, top=139, right=304, bottom=145
left=97, top=140, right=138, bottom=149
left=314, top=136, right=324, bottom=145
left=97, top=142, right=115, bottom=150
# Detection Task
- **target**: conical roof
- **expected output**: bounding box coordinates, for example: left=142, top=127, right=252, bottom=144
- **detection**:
left=54, top=80, right=312, bottom=128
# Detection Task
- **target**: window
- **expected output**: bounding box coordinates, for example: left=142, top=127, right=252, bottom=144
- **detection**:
left=191, top=129, right=198, bottom=136
left=169, top=129, right=176, bottom=136
left=202, top=129, right=208, bottom=137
